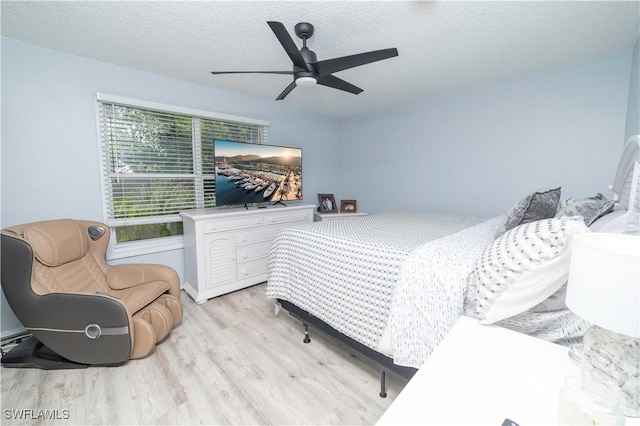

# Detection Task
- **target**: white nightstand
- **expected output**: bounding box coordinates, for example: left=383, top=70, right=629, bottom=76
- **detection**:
left=377, top=316, right=586, bottom=425
left=314, top=211, right=368, bottom=221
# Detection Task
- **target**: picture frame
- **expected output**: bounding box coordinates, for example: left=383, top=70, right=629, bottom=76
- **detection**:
left=317, top=194, right=338, bottom=213
left=340, top=199, right=357, bottom=213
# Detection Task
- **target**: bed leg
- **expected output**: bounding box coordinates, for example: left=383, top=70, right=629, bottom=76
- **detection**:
left=303, top=323, right=311, bottom=344
left=379, top=367, right=387, bottom=398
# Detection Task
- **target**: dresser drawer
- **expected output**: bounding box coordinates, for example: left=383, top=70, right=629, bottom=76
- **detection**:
left=237, top=225, right=291, bottom=246
left=203, top=215, right=264, bottom=233
left=236, top=241, right=272, bottom=263
left=264, top=210, right=313, bottom=225
left=237, top=258, right=269, bottom=280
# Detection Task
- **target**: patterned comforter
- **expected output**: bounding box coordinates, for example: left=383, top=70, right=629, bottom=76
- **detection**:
left=389, top=216, right=503, bottom=367
left=265, top=211, right=482, bottom=352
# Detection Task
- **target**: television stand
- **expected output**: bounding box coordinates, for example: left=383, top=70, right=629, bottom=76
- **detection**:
left=273, top=200, right=287, bottom=207
left=180, top=204, right=315, bottom=303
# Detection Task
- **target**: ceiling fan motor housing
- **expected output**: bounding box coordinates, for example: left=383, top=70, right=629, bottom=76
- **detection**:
left=294, top=22, right=314, bottom=40
left=299, top=48, right=317, bottom=69
left=296, top=22, right=317, bottom=78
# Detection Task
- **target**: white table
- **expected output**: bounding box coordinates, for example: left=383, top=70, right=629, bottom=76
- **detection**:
left=378, top=316, right=579, bottom=425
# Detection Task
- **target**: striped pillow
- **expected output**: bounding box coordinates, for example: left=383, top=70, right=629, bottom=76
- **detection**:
left=472, top=217, right=589, bottom=324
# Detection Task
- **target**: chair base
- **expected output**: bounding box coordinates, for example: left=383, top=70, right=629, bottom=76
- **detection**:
left=1, top=336, right=88, bottom=370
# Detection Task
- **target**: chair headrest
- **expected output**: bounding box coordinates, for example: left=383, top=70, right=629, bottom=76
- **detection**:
left=22, top=219, right=89, bottom=267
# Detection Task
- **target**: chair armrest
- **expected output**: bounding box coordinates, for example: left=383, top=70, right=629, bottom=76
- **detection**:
left=29, top=292, right=132, bottom=365
left=107, top=264, right=156, bottom=289
left=107, top=264, right=180, bottom=297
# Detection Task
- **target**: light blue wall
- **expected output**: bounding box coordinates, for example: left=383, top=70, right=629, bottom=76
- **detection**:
left=626, top=35, right=640, bottom=140
left=1, top=38, right=636, bottom=335
left=0, top=38, right=341, bottom=335
left=337, top=52, right=632, bottom=218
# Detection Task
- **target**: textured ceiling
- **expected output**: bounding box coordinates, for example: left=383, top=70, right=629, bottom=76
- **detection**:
left=2, top=1, right=639, bottom=118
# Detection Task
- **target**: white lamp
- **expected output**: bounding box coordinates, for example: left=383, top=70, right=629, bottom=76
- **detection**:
left=295, top=76, right=317, bottom=87
left=566, top=232, right=640, bottom=418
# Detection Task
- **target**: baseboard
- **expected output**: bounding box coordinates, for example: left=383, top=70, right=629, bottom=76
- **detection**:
left=1, top=327, right=28, bottom=340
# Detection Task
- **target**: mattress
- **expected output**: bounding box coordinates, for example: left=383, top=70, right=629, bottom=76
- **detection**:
left=266, top=211, right=483, bottom=352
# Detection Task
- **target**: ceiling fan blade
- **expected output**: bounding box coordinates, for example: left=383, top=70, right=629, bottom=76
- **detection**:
left=313, top=48, right=398, bottom=77
left=317, top=75, right=363, bottom=95
left=210, top=71, right=293, bottom=75
left=267, top=21, right=310, bottom=72
left=276, top=81, right=297, bottom=100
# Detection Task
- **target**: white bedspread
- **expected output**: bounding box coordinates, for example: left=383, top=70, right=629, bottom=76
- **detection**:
left=390, top=216, right=504, bottom=368
left=266, top=212, right=482, bottom=351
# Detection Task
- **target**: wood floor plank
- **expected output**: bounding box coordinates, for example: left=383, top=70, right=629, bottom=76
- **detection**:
left=1, top=283, right=406, bottom=425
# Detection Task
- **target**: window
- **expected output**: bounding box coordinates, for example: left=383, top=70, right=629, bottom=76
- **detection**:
left=96, top=94, right=269, bottom=256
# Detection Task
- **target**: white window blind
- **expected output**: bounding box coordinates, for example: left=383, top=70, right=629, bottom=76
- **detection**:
left=96, top=94, right=268, bottom=246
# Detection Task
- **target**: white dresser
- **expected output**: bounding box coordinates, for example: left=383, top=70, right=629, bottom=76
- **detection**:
left=181, top=204, right=315, bottom=303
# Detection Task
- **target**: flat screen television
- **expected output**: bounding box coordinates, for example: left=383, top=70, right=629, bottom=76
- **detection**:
left=214, top=140, right=302, bottom=207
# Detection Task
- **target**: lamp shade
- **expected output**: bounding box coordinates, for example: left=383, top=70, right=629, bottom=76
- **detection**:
left=566, top=233, right=640, bottom=337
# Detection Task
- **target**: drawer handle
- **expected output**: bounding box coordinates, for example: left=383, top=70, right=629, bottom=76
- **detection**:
left=241, top=269, right=248, bottom=276
left=241, top=236, right=247, bottom=242
left=242, top=253, right=248, bottom=259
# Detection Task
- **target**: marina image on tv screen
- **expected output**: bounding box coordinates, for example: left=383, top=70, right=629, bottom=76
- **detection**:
left=214, top=140, right=302, bottom=206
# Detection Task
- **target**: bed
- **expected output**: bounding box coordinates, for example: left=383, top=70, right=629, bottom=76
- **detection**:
left=266, top=211, right=486, bottom=383
left=266, top=135, right=640, bottom=392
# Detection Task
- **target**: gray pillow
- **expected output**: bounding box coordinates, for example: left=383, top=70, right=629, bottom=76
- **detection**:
left=555, top=193, right=615, bottom=226
left=497, top=187, right=561, bottom=236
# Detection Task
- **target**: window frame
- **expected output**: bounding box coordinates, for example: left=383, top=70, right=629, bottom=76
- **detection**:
left=95, top=93, right=270, bottom=259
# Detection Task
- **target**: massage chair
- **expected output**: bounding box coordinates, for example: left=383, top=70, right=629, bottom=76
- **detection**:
left=1, top=219, right=182, bottom=368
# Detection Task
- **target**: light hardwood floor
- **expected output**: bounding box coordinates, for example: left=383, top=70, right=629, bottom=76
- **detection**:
left=1, top=284, right=407, bottom=425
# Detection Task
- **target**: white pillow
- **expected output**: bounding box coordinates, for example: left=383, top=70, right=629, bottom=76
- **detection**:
left=530, top=284, right=567, bottom=312
left=589, top=210, right=640, bottom=235
left=472, top=217, right=589, bottom=324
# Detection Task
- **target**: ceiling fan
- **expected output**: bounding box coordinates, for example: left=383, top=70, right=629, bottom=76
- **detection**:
left=210, top=21, right=399, bottom=100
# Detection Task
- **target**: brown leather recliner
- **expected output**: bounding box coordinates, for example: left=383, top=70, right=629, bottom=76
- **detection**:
left=1, top=219, right=182, bottom=368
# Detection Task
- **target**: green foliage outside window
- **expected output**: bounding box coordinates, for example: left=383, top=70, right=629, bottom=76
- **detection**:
left=101, top=102, right=263, bottom=243
left=115, top=222, right=183, bottom=243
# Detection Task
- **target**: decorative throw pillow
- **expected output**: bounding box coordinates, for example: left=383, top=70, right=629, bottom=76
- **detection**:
left=555, top=193, right=616, bottom=226
left=558, top=197, right=574, bottom=210
left=497, top=187, right=561, bottom=236
left=472, top=217, right=589, bottom=324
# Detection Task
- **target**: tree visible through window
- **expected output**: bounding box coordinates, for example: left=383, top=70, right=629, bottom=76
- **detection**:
left=97, top=97, right=267, bottom=244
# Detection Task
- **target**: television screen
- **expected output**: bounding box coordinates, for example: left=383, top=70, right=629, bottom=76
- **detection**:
left=214, top=140, right=302, bottom=207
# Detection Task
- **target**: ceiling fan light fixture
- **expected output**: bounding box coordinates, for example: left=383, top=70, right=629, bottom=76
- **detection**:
left=210, top=21, right=397, bottom=100
left=295, top=76, right=317, bottom=87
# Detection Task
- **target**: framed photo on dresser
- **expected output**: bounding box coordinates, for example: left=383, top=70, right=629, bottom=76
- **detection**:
left=317, top=194, right=338, bottom=213
left=340, top=200, right=357, bottom=213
